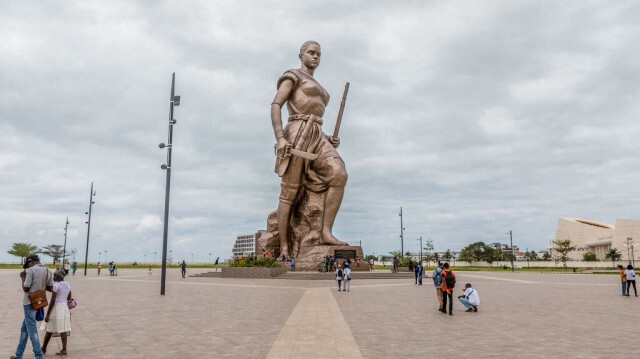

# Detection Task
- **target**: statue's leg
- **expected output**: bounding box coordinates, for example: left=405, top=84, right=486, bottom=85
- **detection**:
left=278, top=158, right=303, bottom=258
left=319, top=157, right=348, bottom=245
left=320, top=186, right=347, bottom=245
left=277, top=201, right=292, bottom=258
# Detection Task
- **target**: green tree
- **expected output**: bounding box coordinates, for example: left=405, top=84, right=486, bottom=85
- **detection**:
left=7, top=242, right=39, bottom=264
left=459, top=242, right=497, bottom=264
left=552, top=239, right=577, bottom=270
left=443, top=249, right=452, bottom=262
left=605, top=248, right=622, bottom=267
left=459, top=250, right=475, bottom=266
left=582, top=252, right=598, bottom=261
left=541, top=251, right=552, bottom=261
left=524, top=251, right=538, bottom=262
left=40, top=244, right=64, bottom=265
left=423, top=239, right=435, bottom=267
left=364, top=254, right=377, bottom=263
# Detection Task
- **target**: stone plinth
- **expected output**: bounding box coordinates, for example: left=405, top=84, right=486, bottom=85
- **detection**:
left=221, top=267, right=288, bottom=278
left=259, top=186, right=366, bottom=271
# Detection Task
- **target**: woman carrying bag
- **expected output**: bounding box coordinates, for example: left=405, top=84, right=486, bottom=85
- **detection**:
left=41, top=268, right=74, bottom=356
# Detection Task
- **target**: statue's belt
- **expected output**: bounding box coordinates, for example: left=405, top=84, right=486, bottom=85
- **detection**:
left=275, top=114, right=323, bottom=161
left=288, top=114, right=323, bottom=125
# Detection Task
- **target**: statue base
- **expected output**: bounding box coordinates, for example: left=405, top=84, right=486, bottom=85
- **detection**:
left=258, top=189, right=366, bottom=271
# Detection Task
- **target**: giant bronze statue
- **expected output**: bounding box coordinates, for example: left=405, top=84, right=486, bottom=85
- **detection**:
left=259, top=41, right=363, bottom=269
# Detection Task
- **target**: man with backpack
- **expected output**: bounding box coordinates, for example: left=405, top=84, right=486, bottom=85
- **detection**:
left=440, top=262, right=456, bottom=315
left=432, top=262, right=444, bottom=311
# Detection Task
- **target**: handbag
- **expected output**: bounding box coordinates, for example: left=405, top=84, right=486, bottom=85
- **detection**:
left=36, top=308, right=45, bottom=321
left=28, top=268, right=49, bottom=311
left=67, top=298, right=77, bottom=309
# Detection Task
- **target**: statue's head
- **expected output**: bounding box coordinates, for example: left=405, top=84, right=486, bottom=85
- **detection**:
left=299, top=40, right=321, bottom=69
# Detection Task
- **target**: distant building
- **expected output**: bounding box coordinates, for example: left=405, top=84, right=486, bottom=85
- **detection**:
left=232, top=231, right=265, bottom=259
left=553, top=217, right=640, bottom=261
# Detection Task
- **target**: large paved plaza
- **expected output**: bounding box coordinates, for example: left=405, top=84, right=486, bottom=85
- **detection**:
left=1, top=268, right=636, bottom=358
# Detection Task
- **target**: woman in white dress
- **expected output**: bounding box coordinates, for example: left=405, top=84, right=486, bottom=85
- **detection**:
left=41, top=268, right=73, bottom=355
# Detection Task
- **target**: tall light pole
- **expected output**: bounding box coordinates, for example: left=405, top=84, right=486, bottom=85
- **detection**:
left=399, top=207, right=405, bottom=254
left=62, top=217, right=69, bottom=265
left=160, top=72, right=180, bottom=295
left=83, top=183, right=96, bottom=276
left=508, top=230, right=514, bottom=273
left=526, top=247, right=530, bottom=268
left=104, top=250, right=108, bottom=263
left=154, top=251, right=157, bottom=263
left=416, top=236, right=422, bottom=263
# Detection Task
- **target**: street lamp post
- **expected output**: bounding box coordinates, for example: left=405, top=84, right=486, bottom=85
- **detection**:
left=104, top=250, right=108, bottom=264
left=144, top=254, right=147, bottom=264
left=508, top=230, right=514, bottom=273
left=160, top=73, right=180, bottom=295
left=98, top=252, right=102, bottom=263
left=416, top=236, right=422, bottom=263
left=154, top=251, right=157, bottom=263
left=62, top=217, right=69, bottom=265
left=83, top=182, right=96, bottom=276
left=399, top=207, right=405, bottom=254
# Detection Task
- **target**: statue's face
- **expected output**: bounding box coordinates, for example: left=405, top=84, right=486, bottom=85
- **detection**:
left=299, top=43, right=321, bottom=69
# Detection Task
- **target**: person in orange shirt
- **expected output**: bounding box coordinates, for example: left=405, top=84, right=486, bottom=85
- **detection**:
left=618, top=265, right=627, bottom=296
left=440, top=262, right=456, bottom=315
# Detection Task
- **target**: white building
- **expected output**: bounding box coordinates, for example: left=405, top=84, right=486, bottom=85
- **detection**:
left=553, top=217, right=640, bottom=261
left=232, top=232, right=260, bottom=259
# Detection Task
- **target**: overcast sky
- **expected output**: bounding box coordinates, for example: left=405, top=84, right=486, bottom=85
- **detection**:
left=2, top=1, right=639, bottom=264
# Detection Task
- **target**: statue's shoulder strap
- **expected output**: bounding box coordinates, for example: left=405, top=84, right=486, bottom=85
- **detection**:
left=277, top=69, right=302, bottom=89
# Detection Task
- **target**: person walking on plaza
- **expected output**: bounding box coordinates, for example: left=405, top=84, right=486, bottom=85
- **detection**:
left=290, top=257, right=296, bottom=271
left=369, top=258, right=374, bottom=271
left=180, top=260, right=187, bottom=278
left=148, top=266, right=152, bottom=275
left=72, top=262, right=77, bottom=275
left=432, top=263, right=444, bottom=311
left=458, top=283, right=480, bottom=312
left=322, top=256, right=327, bottom=273
left=414, top=262, right=420, bottom=284
left=97, top=262, right=101, bottom=275
left=416, top=262, right=423, bottom=285
left=625, top=264, right=637, bottom=297
left=392, top=257, right=399, bottom=273
left=618, top=265, right=627, bottom=295
left=336, top=264, right=345, bottom=291
left=343, top=265, right=351, bottom=292
left=41, top=269, right=73, bottom=356
left=11, top=254, right=53, bottom=359
left=440, top=262, right=456, bottom=315
left=215, top=257, right=219, bottom=271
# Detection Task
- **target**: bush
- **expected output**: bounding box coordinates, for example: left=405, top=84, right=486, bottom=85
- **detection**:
left=132, top=262, right=138, bottom=266
left=582, top=252, right=598, bottom=262
left=228, top=257, right=282, bottom=268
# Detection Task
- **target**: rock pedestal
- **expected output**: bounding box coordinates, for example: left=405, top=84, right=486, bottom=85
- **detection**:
left=258, top=188, right=365, bottom=271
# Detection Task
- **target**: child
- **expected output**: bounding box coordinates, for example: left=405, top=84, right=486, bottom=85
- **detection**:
left=336, top=264, right=345, bottom=291
left=343, top=265, right=351, bottom=292
left=148, top=266, right=152, bottom=275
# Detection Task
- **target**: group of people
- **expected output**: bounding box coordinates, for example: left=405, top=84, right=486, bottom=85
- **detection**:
left=432, top=262, right=480, bottom=315
left=12, top=254, right=74, bottom=359
left=335, top=261, right=352, bottom=291
left=108, top=261, right=118, bottom=276
left=619, top=264, right=637, bottom=296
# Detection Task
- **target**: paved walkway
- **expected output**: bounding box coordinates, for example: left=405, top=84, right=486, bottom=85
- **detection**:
left=0, top=268, right=636, bottom=358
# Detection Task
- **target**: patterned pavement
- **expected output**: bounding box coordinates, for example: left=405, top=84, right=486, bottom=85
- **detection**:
left=0, top=268, right=635, bottom=358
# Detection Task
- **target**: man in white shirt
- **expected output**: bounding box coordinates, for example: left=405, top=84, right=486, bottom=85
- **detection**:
left=458, top=283, right=480, bottom=312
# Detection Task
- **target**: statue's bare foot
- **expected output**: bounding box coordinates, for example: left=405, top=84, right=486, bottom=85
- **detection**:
left=319, top=230, right=348, bottom=246
left=280, top=246, right=289, bottom=259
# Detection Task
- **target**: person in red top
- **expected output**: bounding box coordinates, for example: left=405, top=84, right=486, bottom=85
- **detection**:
left=440, top=262, right=456, bottom=315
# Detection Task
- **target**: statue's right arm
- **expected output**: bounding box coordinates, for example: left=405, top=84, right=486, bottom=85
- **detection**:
left=271, top=79, right=294, bottom=150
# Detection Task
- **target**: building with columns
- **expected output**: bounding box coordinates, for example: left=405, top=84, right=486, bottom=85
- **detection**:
left=553, top=217, right=640, bottom=261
